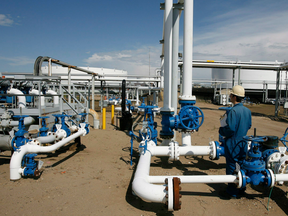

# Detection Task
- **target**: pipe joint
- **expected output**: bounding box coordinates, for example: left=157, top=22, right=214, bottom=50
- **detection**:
left=209, top=141, right=225, bottom=160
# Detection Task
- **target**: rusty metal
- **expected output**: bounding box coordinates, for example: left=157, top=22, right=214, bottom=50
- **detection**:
left=173, top=177, right=181, bottom=210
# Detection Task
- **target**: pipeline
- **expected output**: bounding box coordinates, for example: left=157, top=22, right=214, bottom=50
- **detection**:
left=10, top=129, right=86, bottom=180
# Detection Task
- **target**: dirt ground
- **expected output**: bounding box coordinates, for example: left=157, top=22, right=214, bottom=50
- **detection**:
left=1, top=101, right=288, bottom=215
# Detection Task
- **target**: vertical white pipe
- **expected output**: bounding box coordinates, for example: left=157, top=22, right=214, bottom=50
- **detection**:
left=162, top=0, right=173, bottom=111
left=92, top=75, right=95, bottom=110
left=160, top=57, right=164, bottom=89
left=172, top=8, right=180, bottom=113
left=68, top=67, right=71, bottom=104
left=182, top=0, right=193, bottom=97
left=172, top=8, right=181, bottom=141
left=136, top=88, right=140, bottom=106
left=181, top=132, right=191, bottom=146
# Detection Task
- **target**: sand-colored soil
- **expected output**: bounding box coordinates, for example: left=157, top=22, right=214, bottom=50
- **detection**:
left=1, top=101, right=288, bottom=215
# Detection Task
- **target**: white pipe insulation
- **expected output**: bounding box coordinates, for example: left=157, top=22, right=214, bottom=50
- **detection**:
left=47, top=89, right=59, bottom=105
left=29, top=89, right=45, bottom=106
left=10, top=129, right=85, bottom=180
left=7, top=88, right=26, bottom=108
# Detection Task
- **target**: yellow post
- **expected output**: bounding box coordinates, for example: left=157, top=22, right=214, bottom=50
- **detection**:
left=111, top=105, right=115, bottom=125
left=102, top=108, right=106, bottom=130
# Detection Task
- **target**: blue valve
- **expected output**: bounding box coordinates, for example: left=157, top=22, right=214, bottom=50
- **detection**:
left=38, top=116, right=49, bottom=136
left=52, top=113, right=72, bottom=137
left=22, top=154, right=40, bottom=177
left=11, top=115, right=30, bottom=150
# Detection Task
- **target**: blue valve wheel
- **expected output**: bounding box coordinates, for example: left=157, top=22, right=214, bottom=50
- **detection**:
left=243, top=136, right=268, bottom=143
left=178, top=105, right=204, bottom=130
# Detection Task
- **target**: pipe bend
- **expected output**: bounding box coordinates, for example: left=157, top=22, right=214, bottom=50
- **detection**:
left=7, top=88, right=26, bottom=108
left=89, top=109, right=99, bottom=120
left=132, top=177, right=166, bottom=203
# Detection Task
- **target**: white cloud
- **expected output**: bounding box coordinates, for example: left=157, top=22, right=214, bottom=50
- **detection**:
left=0, top=14, right=14, bottom=26
left=193, top=9, right=288, bottom=62
left=0, top=56, right=34, bottom=66
left=83, top=46, right=162, bottom=75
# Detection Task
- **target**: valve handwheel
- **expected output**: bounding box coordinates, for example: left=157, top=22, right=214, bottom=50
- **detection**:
left=243, top=135, right=267, bottom=143
left=179, top=105, right=204, bottom=130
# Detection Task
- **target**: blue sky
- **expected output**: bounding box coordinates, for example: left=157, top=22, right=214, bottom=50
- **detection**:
left=1, top=0, right=288, bottom=78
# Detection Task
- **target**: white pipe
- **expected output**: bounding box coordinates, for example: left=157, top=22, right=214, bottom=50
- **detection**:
left=179, top=0, right=194, bottom=149
left=1, top=117, right=35, bottom=127
left=83, top=108, right=99, bottom=129
left=275, top=174, right=288, bottom=182
left=178, top=146, right=212, bottom=156
left=149, top=175, right=237, bottom=184
left=29, top=89, right=45, bottom=106
left=180, top=0, right=194, bottom=99
left=132, top=150, right=167, bottom=203
left=162, top=0, right=173, bottom=112
left=172, top=8, right=180, bottom=116
left=10, top=129, right=85, bottom=180
left=132, top=142, right=236, bottom=204
left=181, top=132, right=191, bottom=146
left=47, top=89, right=59, bottom=105
left=136, top=88, right=140, bottom=106
left=35, top=133, right=56, bottom=144
left=92, top=75, right=95, bottom=110
left=7, top=88, right=26, bottom=108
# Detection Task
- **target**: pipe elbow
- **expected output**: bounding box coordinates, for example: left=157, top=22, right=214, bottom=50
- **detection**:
left=89, top=109, right=99, bottom=120
left=132, top=177, right=166, bottom=203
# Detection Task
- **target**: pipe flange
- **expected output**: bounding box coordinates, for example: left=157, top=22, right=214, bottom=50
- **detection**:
left=173, top=177, right=182, bottom=211
left=167, top=177, right=173, bottom=211
left=209, top=141, right=217, bottom=160
left=30, top=139, right=41, bottom=146
left=267, top=169, right=275, bottom=187
left=168, top=142, right=175, bottom=161
left=174, top=142, right=180, bottom=161
left=237, top=170, right=243, bottom=188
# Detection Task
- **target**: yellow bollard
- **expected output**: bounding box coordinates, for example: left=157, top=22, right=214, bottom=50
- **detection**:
left=111, top=105, right=115, bottom=125
left=102, top=108, right=106, bottom=130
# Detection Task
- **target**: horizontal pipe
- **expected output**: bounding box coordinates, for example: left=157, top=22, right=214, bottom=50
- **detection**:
left=35, top=134, right=56, bottom=144
left=275, top=174, right=288, bottom=182
left=148, top=175, right=237, bottom=184
left=178, top=146, right=212, bottom=156
left=1, top=117, right=35, bottom=127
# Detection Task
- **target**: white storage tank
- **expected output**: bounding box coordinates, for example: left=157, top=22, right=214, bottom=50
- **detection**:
left=41, top=66, right=128, bottom=86
left=212, top=68, right=287, bottom=90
